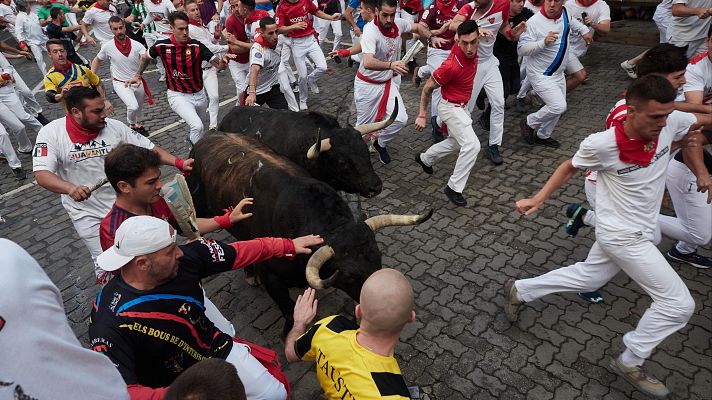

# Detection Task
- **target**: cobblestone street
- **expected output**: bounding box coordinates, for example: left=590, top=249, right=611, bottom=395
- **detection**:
left=0, top=28, right=710, bottom=399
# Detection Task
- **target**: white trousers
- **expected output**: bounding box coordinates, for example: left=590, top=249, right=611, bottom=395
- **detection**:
left=291, top=35, right=327, bottom=103
left=654, top=19, right=670, bottom=43
left=278, top=36, right=300, bottom=111
left=526, top=72, right=566, bottom=139
left=112, top=80, right=145, bottom=125
left=583, top=178, right=597, bottom=227
left=0, top=91, right=41, bottom=151
left=228, top=61, right=250, bottom=103
left=145, top=33, right=166, bottom=78
left=517, top=56, right=530, bottom=100
left=0, top=123, right=22, bottom=169
left=202, top=67, right=220, bottom=129
left=28, top=42, right=48, bottom=75
left=418, top=47, right=449, bottom=116
left=658, top=158, right=712, bottom=254
left=421, top=101, right=481, bottom=193
left=314, top=17, right=342, bottom=52
left=349, top=30, right=362, bottom=63
left=225, top=341, right=287, bottom=400
left=467, top=57, right=505, bottom=146
left=516, top=232, right=695, bottom=360
left=354, top=76, right=407, bottom=147
left=71, top=214, right=105, bottom=280
left=167, top=89, right=208, bottom=144
left=14, top=73, right=43, bottom=115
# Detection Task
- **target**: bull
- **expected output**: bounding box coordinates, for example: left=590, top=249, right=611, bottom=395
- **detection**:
left=188, top=133, right=431, bottom=336
left=217, top=100, right=400, bottom=198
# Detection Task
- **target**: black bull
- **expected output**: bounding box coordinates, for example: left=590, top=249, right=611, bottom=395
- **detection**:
left=187, top=133, right=431, bottom=335
left=217, top=100, right=400, bottom=198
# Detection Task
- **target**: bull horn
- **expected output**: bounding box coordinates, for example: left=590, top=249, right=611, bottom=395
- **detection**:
left=353, top=98, right=399, bottom=135
left=306, top=130, right=333, bottom=160
left=305, top=245, right=339, bottom=289
left=364, top=208, right=433, bottom=232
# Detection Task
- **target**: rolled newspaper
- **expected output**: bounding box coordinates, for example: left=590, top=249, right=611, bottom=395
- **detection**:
left=401, top=40, right=425, bottom=64
left=161, top=174, right=201, bottom=241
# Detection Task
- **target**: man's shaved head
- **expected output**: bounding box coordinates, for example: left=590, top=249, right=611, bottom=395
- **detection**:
left=359, top=268, right=414, bottom=335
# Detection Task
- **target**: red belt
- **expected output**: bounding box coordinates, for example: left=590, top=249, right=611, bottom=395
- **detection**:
left=443, top=99, right=467, bottom=107
left=113, top=77, right=155, bottom=105
left=356, top=71, right=393, bottom=143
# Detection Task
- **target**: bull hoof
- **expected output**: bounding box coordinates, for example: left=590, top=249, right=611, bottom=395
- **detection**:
left=245, top=274, right=261, bottom=287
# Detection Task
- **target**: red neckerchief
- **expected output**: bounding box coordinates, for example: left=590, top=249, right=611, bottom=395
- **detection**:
left=65, top=113, right=100, bottom=144
left=613, top=119, right=659, bottom=167
left=114, top=36, right=132, bottom=57
left=52, top=62, right=71, bottom=74
left=150, top=0, right=163, bottom=4
left=188, top=19, right=203, bottom=27
left=169, top=34, right=189, bottom=48
left=246, top=9, right=269, bottom=24
left=540, top=5, right=563, bottom=19
left=578, top=0, right=597, bottom=5
left=435, top=0, right=455, bottom=15
left=375, top=16, right=399, bottom=38
left=254, top=32, right=276, bottom=49
left=93, top=1, right=110, bottom=11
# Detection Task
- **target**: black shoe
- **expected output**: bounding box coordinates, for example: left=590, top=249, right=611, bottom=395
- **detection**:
left=666, top=246, right=712, bottom=269
left=407, top=60, right=417, bottom=74
left=484, top=144, right=503, bottom=165
left=533, top=136, right=561, bottom=148
left=478, top=115, right=490, bottom=131
left=372, top=140, right=391, bottom=164
left=520, top=118, right=535, bottom=144
left=36, top=113, right=50, bottom=126
left=578, top=291, right=604, bottom=304
left=11, top=167, right=26, bottom=180
left=17, top=148, right=32, bottom=154
left=414, top=153, right=433, bottom=174
left=515, top=98, right=526, bottom=113
left=347, top=57, right=354, bottom=68
left=430, top=116, right=444, bottom=143
left=476, top=91, right=486, bottom=111
left=444, top=186, right=467, bottom=206
left=132, top=126, right=149, bottom=137
left=565, top=203, right=588, bottom=237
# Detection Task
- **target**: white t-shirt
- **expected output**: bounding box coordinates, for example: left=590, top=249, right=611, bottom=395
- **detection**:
left=358, top=17, right=412, bottom=82
left=683, top=52, right=712, bottom=104
left=517, top=7, right=589, bottom=76
left=457, top=0, right=509, bottom=63
left=571, top=110, right=696, bottom=238
left=249, top=40, right=281, bottom=94
left=32, top=118, right=155, bottom=221
left=524, top=0, right=542, bottom=13
left=144, top=0, right=176, bottom=34
left=189, top=22, right=228, bottom=68
left=0, top=3, right=16, bottom=34
left=83, top=4, right=119, bottom=43
left=96, top=38, right=146, bottom=81
left=565, top=0, right=610, bottom=57
left=670, top=0, right=712, bottom=41
left=15, top=12, right=46, bottom=46
left=0, top=239, right=130, bottom=400
left=653, top=0, right=673, bottom=23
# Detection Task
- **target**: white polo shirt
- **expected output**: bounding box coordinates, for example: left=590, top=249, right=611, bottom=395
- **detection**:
left=32, top=118, right=155, bottom=221
left=15, top=12, right=47, bottom=46
left=683, top=52, right=712, bottom=104
left=249, top=39, right=281, bottom=94
left=83, top=4, right=119, bottom=43
left=0, top=3, right=16, bottom=35
left=96, top=38, right=146, bottom=81
left=358, top=18, right=412, bottom=82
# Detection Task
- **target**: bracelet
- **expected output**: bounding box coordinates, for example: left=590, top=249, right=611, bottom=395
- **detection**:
left=417, top=115, right=426, bottom=119
left=388, top=61, right=392, bottom=69
left=213, top=210, right=233, bottom=230
left=249, top=89, right=256, bottom=94
left=174, top=157, right=185, bottom=171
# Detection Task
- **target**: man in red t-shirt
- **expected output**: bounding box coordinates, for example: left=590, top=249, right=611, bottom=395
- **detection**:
left=224, top=0, right=268, bottom=101
left=414, top=20, right=480, bottom=207
left=398, top=0, right=424, bottom=71
left=276, top=0, right=341, bottom=109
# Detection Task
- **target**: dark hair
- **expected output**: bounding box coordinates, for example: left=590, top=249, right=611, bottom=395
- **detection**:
left=50, top=6, right=64, bottom=19
left=64, top=86, right=102, bottom=111
left=708, top=23, right=712, bottom=38
left=184, top=0, right=197, bottom=7
left=164, top=359, right=246, bottom=400
left=259, top=16, right=276, bottom=30
left=108, top=15, right=123, bottom=25
left=377, top=0, right=397, bottom=9
left=168, top=11, right=189, bottom=25
left=46, top=38, right=65, bottom=50
left=105, top=144, right=162, bottom=192
left=239, top=0, right=255, bottom=9
left=15, top=2, right=26, bottom=12
left=625, top=75, right=677, bottom=108
left=637, top=44, right=688, bottom=77
left=457, top=20, right=479, bottom=37
left=361, top=0, right=376, bottom=10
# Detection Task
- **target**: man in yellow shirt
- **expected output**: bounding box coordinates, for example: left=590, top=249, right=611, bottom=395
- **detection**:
left=285, top=269, right=416, bottom=399
left=44, top=39, right=113, bottom=113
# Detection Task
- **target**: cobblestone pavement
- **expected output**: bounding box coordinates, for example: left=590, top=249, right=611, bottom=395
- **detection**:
left=0, top=28, right=710, bottom=400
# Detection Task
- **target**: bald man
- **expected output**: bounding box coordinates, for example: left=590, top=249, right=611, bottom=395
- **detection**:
left=285, top=269, right=416, bottom=399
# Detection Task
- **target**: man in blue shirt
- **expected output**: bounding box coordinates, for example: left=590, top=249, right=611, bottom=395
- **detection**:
left=343, top=0, right=375, bottom=65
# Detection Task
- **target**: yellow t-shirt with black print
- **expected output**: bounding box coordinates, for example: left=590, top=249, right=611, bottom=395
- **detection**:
left=44, top=63, right=101, bottom=108
left=295, top=315, right=410, bottom=400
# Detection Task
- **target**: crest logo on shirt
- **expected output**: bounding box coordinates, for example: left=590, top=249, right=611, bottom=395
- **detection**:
left=178, top=303, right=192, bottom=314
left=33, top=143, right=47, bottom=157
left=488, top=16, right=495, bottom=24
left=643, top=141, right=655, bottom=153
left=109, top=292, right=122, bottom=312
left=186, top=49, right=192, bottom=56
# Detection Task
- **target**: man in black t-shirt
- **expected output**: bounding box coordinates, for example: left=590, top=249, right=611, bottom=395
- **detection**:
left=89, top=215, right=323, bottom=399
left=45, top=7, right=87, bottom=66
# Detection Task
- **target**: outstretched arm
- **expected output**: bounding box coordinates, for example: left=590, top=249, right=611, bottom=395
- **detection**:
left=515, top=159, right=580, bottom=215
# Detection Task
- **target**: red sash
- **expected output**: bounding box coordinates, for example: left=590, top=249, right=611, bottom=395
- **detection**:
left=356, top=71, right=393, bottom=143
left=232, top=338, right=290, bottom=398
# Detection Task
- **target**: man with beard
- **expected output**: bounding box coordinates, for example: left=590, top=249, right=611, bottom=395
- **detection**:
left=126, top=0, right=177, bottom=82
left=224, top=0, right=267, bottom=101
left=245, top=17, right=290, bottom=108
left=81, top=0, right=120, bottom=45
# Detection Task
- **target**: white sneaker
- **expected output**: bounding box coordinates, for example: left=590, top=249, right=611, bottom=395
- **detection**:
left=159, top=75, right=166, bottom=82
left=620, top=60, right=637, bottom=79
left=299, top=100, right=308, bottom=111
left=307, top=78, right=319, bottom=94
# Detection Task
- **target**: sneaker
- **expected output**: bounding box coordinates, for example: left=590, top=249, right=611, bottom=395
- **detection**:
left=17, top=148, right=32, bottom=155
left=372, top=141, right=391, bottom=164
left=11, top=167, right=26, bottom=181
left=414, top=153, right=433, bottom=174
left=515, top=97, right=526, bottom=113
left=430, top=116, right=444, bottom=143
left=158, top=75, right=166, bottom=82
left=444, top=186, right=466, bottom=206
left=666, top=247, right=712, bottom=269
left=347, top=57, right=354, bottom=68
left=520, top=118, right=535, bottom=144
left=299, top=100, right=308, bottom=111
left=609, top=357, right=670, bottom=399
left=307, top=78, right=319, bottom=94
left=476, top=92, right=486, bottom=111
left=564, top=203, right=588, bottom=237
left=484, top=144, right=503, bottom=165
left=503, top=278, right=521, bottom=322
left=478, top=115, right=490, bottom=131
left=133, top=126, right=149, bottom=137
left=292, top=80, right=300, bottom=93
left=412, top=66, right=422, bottom=88
left=36, top=113, right=50, bottom=125
left=578, top=291, right=604, bottom=304
left=533, top=136, right=561, bottom=148
left=407, top=60, right=417, bottom=74
left=620, top=60, right=638, bottom=79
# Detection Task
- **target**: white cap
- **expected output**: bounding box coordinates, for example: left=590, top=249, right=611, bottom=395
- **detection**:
left=97, top=216, right=177, bottom=272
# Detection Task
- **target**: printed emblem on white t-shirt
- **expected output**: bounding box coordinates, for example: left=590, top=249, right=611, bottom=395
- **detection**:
left=33, top=143, right=48, bottom=157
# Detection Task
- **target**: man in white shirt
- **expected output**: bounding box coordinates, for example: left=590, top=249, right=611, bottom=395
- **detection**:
left=92, top=16, right=152, bottom=136
left=506, top=75, right=698, bottom=399
left=81, top=0, right=119, bottom=45
left=0, top=40, right=47, bottom=124
left=682, top=26, right=712, bottom=106
left=126, top=0, right=177, bottom=82
left=14, top=2, right=48, bottom=74
left=354, top=0, right=436, bottom=164
left=245, top=16, right=289, bottom=108
left=669, top=0, right=711, bottom=58
left=518, top=0, right=591, bottom=148
left=563, top=0, right=610, bottom=92
left=32, top=86, right=192, bottom=283
left=0, top=0, right=16, bottom=38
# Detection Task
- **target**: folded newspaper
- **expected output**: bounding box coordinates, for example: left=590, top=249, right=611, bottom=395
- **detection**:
left=161, top=174, right=201, bottom=241
left=401, top=41, right=425, bottom=64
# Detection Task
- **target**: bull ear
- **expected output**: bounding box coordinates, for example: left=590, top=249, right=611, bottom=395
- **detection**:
left=306, top=129, right=322, bottom=159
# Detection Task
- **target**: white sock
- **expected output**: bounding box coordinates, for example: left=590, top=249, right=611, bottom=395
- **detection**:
left=583, top=210, right=596, bottom=226
left=620, top=348, right=644, bottom=367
